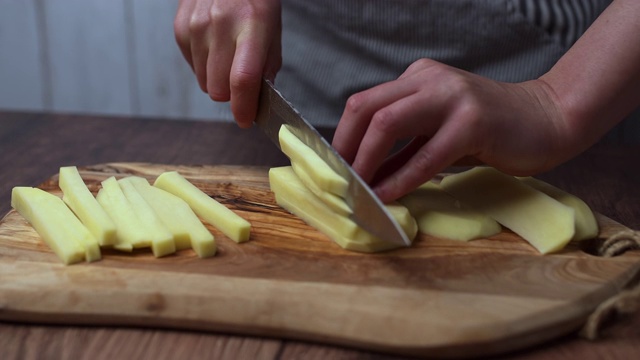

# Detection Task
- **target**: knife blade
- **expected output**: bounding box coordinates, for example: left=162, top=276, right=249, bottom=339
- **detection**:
left=255, top=79, right=411, bottom=247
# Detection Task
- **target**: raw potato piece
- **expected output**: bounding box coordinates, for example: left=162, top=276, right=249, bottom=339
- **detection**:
left=440, top=167, right=575, bottom=254
left=117, top=178, right=176, bottom=257
left=11, top=187, right=100, bottom=264
left=399, top=181, right=502, bottom=241
left=269, top=166, right=417, bottom=253
left=59, top=166, right=117, bottom=246
left=290, top=162, right=351, bottom=216
left=519, top=177, right=599, bottom=241
left=96, top=177, right=145, bottom=252
left=154, top=171, right=251, bottom=243
left=279, top=124, right=349, bottom=197
left=122, top=176, right=216, bottom=258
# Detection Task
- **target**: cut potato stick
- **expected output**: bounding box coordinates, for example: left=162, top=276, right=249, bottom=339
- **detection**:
left=96, top=177, right=146, bottom=252
left=117, top=178, right=175, bottom=258
left=11, top=187, right=100, bottom=264
left=154, top=171, right=251, bottom=243
left=278, top=124, right=348, bottom=197
left=290, top=162, right=352, bottom=216
left=123, top=176, right=216, bottom=258
left=59, top=166, right=117, bottom=246
left=269, top=166, right=417, bottom=253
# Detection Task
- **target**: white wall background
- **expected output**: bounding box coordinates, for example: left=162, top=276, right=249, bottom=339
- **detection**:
left=0, top=0, right=638, bottom=143
left=0, top=0, right=233, bottom=121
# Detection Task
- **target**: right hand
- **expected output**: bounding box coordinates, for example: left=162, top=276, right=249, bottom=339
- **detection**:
left=174, top=0, right=282, bottom=127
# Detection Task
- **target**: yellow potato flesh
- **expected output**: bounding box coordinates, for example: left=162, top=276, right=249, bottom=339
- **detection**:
left=399, top=181, right=502, bottom=241
left=278, top=124, right=348, bottom=197
left=519, top=177, right=598, bottom=241
left=290, top=162, right=351, bottom=216
left=117, top=178, right=175, bottom=258
left=154, top=171, right=251, bottom=243
left=269, top=166, right=417, bottom=253
left=440, top=167, right=575, bottom=254
left=59, top=166, right=117, bottom=246
left=123, top=176, right=216, bottom=258
left=96, top=177, right=146, bottom=252
left=11, top=187, right=100, bottom=264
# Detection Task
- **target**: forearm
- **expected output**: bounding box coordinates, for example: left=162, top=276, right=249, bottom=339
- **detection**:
left=541, top=0, right=640, bottom=149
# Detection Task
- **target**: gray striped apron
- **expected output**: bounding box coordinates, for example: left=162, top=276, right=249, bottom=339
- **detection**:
left=275, top=0, right=611, bottom=126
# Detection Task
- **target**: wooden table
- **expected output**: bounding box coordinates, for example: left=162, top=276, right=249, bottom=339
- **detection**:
left=1, top=111, right=639, bottom=359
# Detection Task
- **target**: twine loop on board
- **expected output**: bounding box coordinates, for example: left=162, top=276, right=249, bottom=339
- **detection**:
left=580, top=229, right=640, bottom=340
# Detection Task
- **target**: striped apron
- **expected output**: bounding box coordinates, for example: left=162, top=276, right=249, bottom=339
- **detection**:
left=276, top=0, right=611, bottom=126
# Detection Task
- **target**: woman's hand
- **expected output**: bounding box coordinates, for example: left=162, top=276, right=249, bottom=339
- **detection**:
left=332, top=58, right=572, bottom=203
left=174, top=0, right=282, bottom=127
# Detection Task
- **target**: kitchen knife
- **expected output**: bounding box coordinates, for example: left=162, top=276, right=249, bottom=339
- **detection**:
left=255, top=79, right=411, bottom=247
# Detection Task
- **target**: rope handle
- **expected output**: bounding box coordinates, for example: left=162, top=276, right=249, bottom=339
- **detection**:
left=580, top=230, right=640, bottom=340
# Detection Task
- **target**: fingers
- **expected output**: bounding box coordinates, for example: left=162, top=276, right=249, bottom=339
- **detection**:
left=173, top=0, right=282, bottom=126
left=332, top=79, right=418, bottom=164
left=174, top=0, right=196, bottom=71
left=230, top=27, right=273, bottom=127
left=350, top=91, right=445, bottom=183
left=373, top=118, right=475, bottom=202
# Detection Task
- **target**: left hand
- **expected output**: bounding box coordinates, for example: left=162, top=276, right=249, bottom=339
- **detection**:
left=332, top=58, right=571, bottom=203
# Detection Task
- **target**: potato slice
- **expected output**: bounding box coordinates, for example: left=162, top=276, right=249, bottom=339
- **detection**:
left=154, top=171, right=251, bottom=243
left=122, top=176, right=216, bottom=258
left=96, top=177, right=147, bottom=252
left=440, top=167, right=575, bottom=254
left=399, top=181, right=502, bottom=241
left=269, top=166, right=417, bottom=253
left=278, top=124, right=348, bottom=197
left=117, top=178, right=175, bottom=258
left=290, top=162, right=351, bottom=216
left=519, top=177, right=598, bottom=241
left=59, top=166, right=117, bottom=246
left=11, top=186, right=100, bottom=264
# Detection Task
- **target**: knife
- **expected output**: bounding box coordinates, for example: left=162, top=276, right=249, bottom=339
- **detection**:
left=255, top=79, right=411, bottom=247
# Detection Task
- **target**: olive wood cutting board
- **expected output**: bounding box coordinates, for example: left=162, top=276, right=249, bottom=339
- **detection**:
left=1, top=163, right=639, bottom=358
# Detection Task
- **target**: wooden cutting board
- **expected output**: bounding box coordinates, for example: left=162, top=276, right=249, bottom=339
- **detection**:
left=1, top=163, right=639, bottom=358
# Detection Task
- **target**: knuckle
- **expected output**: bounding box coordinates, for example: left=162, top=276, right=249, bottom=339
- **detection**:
left=370, top=108, right=398, bottom=134
left=411, top=149, right=435, bottom=173
left=188, top=13, right=209, bottom=34
left=230, top=70, right=261, bottom=90
left=344, top=93, right=367, bottom=116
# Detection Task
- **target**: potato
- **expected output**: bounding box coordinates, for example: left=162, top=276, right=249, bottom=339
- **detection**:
left=519, top=177, right=598, bottom=241
left=96, top=177, right=146, bottom=252
left=59, top=166, right=117, bottom=246
left=290, top=162, right=351, bottom=216
left=278, top=124, right=348, bottom=197
left=440, top=167, right=575, bottom=254
left=269, top=166, right=417, bottom=252
left=399, top=181, right=502, bottom=241
left=122, top=176, right=216, bottom=258
left=11, top=186, right=100, bottom=264
left=154, top=171, right=251, bottom=243
left=117, top=178, right=175, bottom=258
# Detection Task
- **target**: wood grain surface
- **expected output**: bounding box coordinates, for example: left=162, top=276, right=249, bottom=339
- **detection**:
left=2, top=111, right=640, bottom=360
left=1, top=163, right=639, bottom=358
